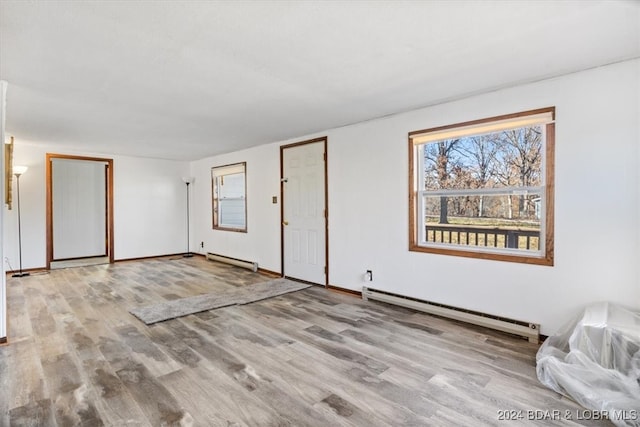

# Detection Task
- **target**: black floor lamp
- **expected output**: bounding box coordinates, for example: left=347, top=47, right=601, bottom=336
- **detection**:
left=182, top=177, right=194, bottom=257
left=12, top=165, right=29, bottom=277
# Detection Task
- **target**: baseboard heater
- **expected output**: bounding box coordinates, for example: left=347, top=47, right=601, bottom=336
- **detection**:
left=206, top=253, right=258, bottom=272
left=362, top=287, right=540, bottom=343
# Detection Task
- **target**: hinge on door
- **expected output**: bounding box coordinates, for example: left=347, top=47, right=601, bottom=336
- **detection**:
left=324, top=266, right=327, bottom=275
left=323, top=152, right=326, bottom=161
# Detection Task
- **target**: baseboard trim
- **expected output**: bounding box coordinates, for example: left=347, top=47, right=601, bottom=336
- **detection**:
left=52, top=254, right=108, bottom=262
left=258, top=268, right=282, bottom=278
left=327, top=284, right=362, bottom=298
left=5, top=266, right=47, bottom=275
left=115, top=253, right=203, bottom=263
left=6, top=254, right=201, bottom=273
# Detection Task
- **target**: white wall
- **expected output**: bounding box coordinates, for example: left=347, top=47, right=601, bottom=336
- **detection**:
left=194, top=59, right=640, bottom=334
left=192, top=143, right=281, bottom=270
left=3, top=143, right=191, bottom=268
left=113, top=155, right=191, bottom=260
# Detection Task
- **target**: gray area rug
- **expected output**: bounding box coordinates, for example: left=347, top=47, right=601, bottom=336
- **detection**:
left=130, top=278, right=311, bottom=325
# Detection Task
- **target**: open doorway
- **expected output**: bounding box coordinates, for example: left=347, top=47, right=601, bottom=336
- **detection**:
left=46, top=154, right=114, bottom=269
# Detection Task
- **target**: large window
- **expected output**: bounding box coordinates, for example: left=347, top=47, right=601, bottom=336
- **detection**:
left=409, top=107, right=555, bottom=265
left=212, top=162, right=247, bottom=232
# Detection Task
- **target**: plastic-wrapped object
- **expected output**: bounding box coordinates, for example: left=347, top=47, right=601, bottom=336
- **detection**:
left=536, top=302, right=640, bottom=427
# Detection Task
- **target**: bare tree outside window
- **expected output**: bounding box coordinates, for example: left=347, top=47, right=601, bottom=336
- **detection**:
left=410, top=108, right=555, bottom=265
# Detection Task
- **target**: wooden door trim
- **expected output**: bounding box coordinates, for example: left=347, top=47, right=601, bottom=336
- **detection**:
left=280, top=136, right=328, bottom=286
left=46, top=153, right=114, bottom=269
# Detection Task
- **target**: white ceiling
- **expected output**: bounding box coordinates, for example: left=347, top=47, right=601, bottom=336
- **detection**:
left=1, top=1, right=638, bottom=161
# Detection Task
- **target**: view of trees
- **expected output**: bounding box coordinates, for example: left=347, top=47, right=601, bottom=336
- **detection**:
left=422, top=125, right=543, bottom=228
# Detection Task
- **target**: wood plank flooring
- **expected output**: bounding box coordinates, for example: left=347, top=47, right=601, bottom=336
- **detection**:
left=0, top=257, right=611, bottom=426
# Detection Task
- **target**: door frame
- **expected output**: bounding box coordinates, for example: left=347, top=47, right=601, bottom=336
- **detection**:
left=280, top=136, right=329, bottom=286
left=46, top=153, right=114, bottom=269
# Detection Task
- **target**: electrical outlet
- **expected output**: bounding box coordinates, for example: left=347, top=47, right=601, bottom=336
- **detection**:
left=200, top=242, right=204, bottom=248
left=272, top=196, right=278, bottom=204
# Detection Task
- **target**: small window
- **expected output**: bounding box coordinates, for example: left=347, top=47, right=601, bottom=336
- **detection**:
left=212, top=162, right=247, bottom=232
left=409, top=107, right=555, bottom=265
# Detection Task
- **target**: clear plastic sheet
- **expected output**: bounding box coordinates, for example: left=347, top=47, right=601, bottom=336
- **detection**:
left=536, top=302, right=640, bottom=427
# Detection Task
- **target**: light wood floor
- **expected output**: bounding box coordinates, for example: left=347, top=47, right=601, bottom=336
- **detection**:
left=0, top=257, right=610, bottom=426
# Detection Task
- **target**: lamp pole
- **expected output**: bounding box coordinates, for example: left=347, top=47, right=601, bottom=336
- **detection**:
left=13, top=166, right=29, bottom=277
left=183, top=178, right=193, bottom=258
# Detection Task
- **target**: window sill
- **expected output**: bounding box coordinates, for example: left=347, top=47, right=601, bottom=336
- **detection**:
left=409, top=243, right=554, bottom=266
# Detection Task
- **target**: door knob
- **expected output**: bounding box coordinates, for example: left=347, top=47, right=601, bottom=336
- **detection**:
left=282, top=221, right=289, bottom=226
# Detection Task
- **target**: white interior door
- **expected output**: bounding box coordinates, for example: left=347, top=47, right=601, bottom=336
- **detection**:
left=52, top=159, right=107, bottom=260
left=282, top=141, right=326, bottom=285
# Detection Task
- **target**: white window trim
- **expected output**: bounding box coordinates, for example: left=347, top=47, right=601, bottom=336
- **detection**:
left=212, top=162, right=247, bottom=232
